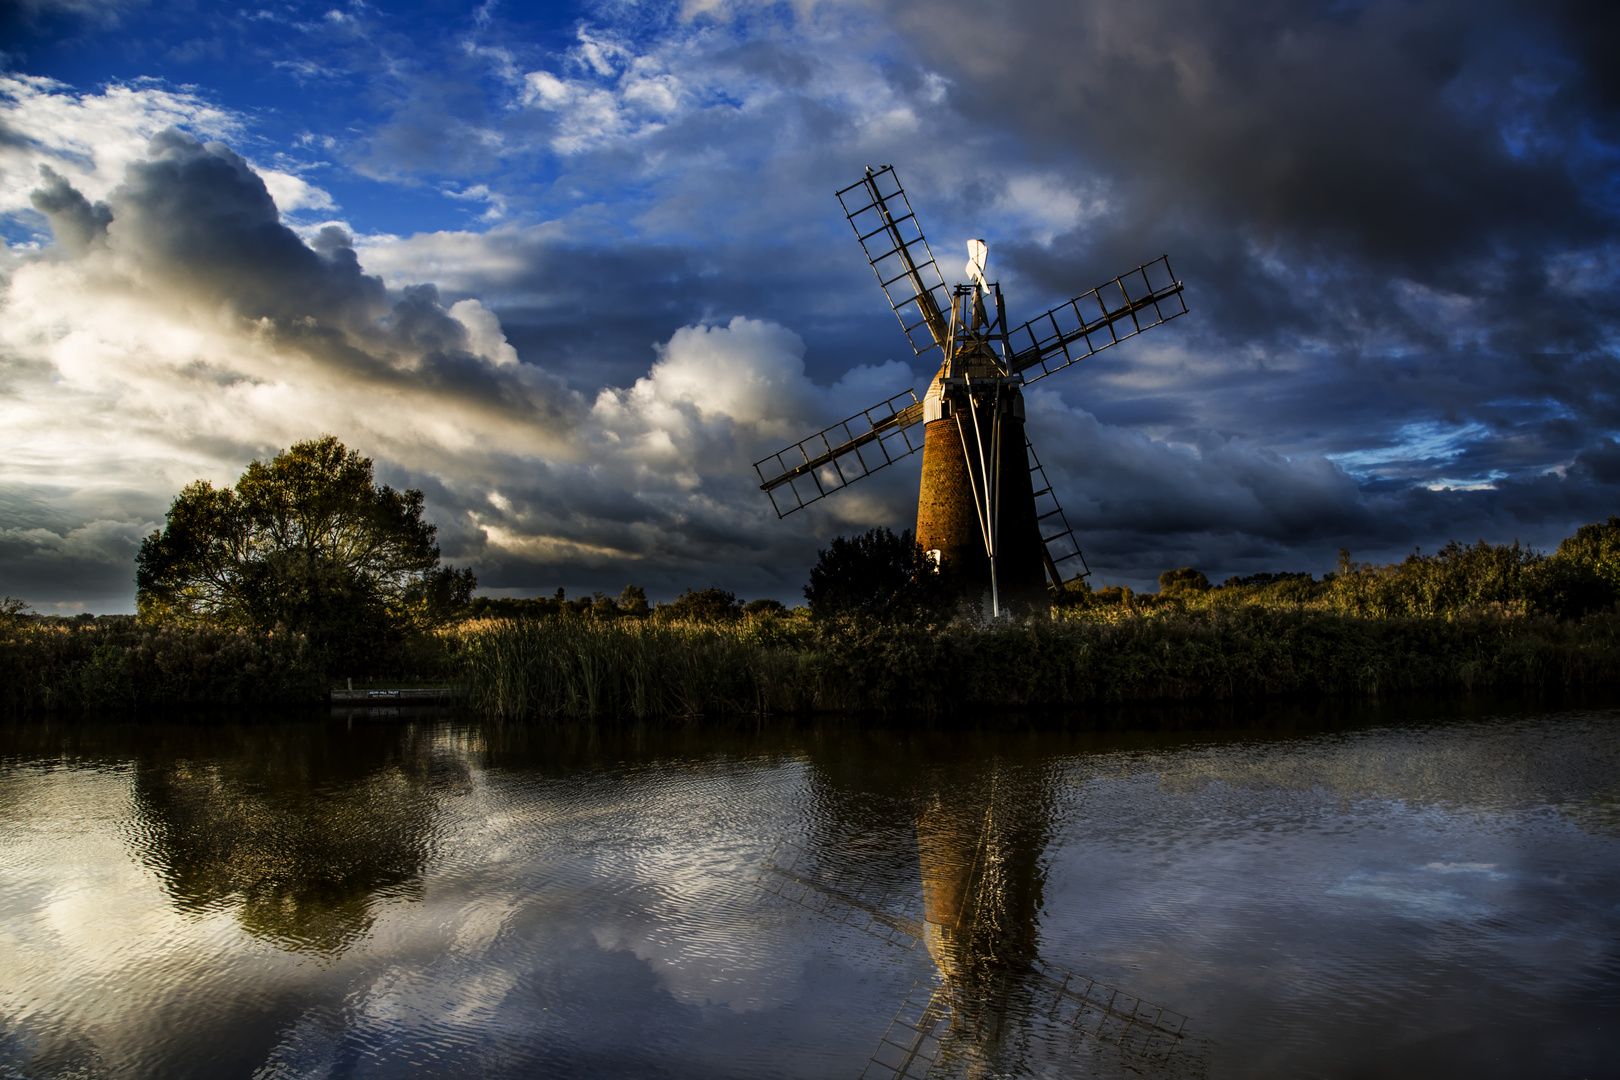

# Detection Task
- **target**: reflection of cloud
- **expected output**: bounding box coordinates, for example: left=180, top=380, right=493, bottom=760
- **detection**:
left=1326, top=866, right=1495, bottom=920
left=1089, top=713, right=1620, bottom=823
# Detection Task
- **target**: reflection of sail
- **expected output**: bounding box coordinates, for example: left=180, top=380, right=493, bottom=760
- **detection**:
left=759, top=746, right=1190, bottom=1078
left=125, top=723, right=464, bottom=955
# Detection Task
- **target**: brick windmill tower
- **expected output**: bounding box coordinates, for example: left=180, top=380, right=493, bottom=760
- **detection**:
left=756, top=166, right=1187, bottom=617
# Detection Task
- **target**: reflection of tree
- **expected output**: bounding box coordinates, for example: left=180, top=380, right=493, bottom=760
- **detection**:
left=126, top=721, right=465, bottom=955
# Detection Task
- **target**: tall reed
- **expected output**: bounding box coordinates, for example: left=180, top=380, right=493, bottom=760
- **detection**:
left=450, top=606, right=1620, bottom=722
left=452, top=617, right=827, bottom=721
left=0, top=617, right=329, bottom=714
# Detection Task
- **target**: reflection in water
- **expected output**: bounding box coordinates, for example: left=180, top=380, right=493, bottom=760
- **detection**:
left=912, top=781, right=1048, bottom=1076
left=1, top=703, right=1617, bottom=1079
left=124, top=722, right=469, bottom=954
left=761, top=745, right=1190, bottom=1078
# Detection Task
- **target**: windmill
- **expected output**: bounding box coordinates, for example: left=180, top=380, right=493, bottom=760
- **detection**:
left=755, top=166, right=1187, bottom=616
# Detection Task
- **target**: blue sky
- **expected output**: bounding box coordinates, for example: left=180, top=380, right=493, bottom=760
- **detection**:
left=2, top=0, right=1618, bottom=611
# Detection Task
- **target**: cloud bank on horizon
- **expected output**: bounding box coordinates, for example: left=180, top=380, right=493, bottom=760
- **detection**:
left=1, top=0, right=1617, bottom=612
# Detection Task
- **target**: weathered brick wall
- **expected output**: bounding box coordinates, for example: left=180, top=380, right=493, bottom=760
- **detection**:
left=915, top=402, right=1049, bottom=615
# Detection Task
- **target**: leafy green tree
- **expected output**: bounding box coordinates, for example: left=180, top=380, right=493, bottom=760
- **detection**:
left=743, top=597, right=788, bottom=617
left=1531, top=517, right=1620, bottom=618
left=1551, top=517, right=1620, bottom=585
left=803, top=527, right=958, bottom=621
left=136, top=436, right=473, bottom=667
left=1158, top=567, right=1210, bottom=596
left=618, top=584, right=650, bottom=617
left=663, top=586, right=742, bottom=623
left=1051, top=573, right=1093, bottom=609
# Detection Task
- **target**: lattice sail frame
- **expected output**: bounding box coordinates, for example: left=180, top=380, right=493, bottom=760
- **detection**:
left=1026, top=437, right=1090, bottom=587
left=1010, top=255, right=1187, bottom=383
left=753, top=389, right=925, bottom=518
left=837, top=166, right=952, bottom=358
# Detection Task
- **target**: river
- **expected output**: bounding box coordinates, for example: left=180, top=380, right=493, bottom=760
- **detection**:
left=2, top=700, right=1617, bottom=1078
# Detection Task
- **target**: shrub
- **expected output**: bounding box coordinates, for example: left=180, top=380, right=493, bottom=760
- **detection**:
left=663, top=586, right=742, bottom=623
left=803, top=527, right=958, bottom=622
left=1158, top=568, right=1211, bottom=596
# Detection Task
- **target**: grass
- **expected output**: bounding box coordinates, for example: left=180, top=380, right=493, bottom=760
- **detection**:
left=9, top=578, right=1620, bottom=721
left=0, top=616, right=330, bottom=714
left=446, top=603, right=1620, bottom=721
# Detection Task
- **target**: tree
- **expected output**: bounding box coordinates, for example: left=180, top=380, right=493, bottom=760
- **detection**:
left=1158, top=567, right=1210, bottom=596
left=803, top=527, right=958, bottom=621
left=1547, top=516, right=1620, bottom=615
left=663, top=586, right=742, bottom=623
left=618, top=585, right=650, bottom=618
left=136, top=436, right=473, bottom=665
left=1052, top=573, right=1093, bottom=609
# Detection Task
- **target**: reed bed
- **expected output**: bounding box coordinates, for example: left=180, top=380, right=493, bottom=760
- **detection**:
left=0, top=617, right=329, bottom=714
left=451, top=617, right=832, bottom=721
left=451, top=606, right=1620, bottom=721
left=8, top=600, right=1620, bottom=718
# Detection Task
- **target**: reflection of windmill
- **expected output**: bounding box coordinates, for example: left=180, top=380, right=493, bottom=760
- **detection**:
left=755, top=166, right=1187, bottom=616
left=755, top=789, right=1191, bottom=1079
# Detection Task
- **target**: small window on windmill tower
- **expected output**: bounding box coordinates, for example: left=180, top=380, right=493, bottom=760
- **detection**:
left=926, top=549, right=943, bottom=570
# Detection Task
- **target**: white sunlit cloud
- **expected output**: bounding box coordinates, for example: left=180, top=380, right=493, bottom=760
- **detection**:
left=257, top=168, right=337, bottom=214
left=0, top=75, right=242, bottom=225
left=443, top=183, right=507, bottom=222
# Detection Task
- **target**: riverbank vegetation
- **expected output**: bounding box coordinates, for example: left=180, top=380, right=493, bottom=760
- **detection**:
left=6, top=511, right=1620, bottom=719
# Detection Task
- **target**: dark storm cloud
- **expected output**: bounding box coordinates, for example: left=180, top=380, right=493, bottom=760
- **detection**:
left=28, top=164, right=110, bottom=254
left=860, top=0, right=1620, bottom=577
left=886, top=0, right=1620, bottom=352
left=385, top=227, right=908, bottom=396
left=893, top=0, right=1612, bottom=266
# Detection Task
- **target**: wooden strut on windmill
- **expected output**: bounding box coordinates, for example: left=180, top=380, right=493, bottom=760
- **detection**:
left=754, top=165, right=1188, bottom=618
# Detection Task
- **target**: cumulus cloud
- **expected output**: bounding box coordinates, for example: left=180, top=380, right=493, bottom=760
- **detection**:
left=0, top=129, right=922, bottom=608
left=0, top=75, right=241, bottom=223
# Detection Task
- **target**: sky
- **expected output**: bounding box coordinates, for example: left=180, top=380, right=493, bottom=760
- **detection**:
left=1, top=0, right=1617, bottom=613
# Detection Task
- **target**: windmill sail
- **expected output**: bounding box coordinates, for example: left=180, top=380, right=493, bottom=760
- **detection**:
left=754, top=389, right=926, bottom=517
left=1026, top=436, right=1090, bottom=588
left=1009, top=255, right=1186, bottom=383
left=838, top=166, right=952, bottom=357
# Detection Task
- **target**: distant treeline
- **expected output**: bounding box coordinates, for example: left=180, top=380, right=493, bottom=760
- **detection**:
left=5, top=517, right=1620, bottom=718
left=1064, top=518, right=1620, bottom=622
left=465, top=585, right=786, bottom=623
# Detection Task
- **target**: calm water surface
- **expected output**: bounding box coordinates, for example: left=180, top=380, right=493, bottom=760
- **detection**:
left=2, top=703, right=1617, bottom=1078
